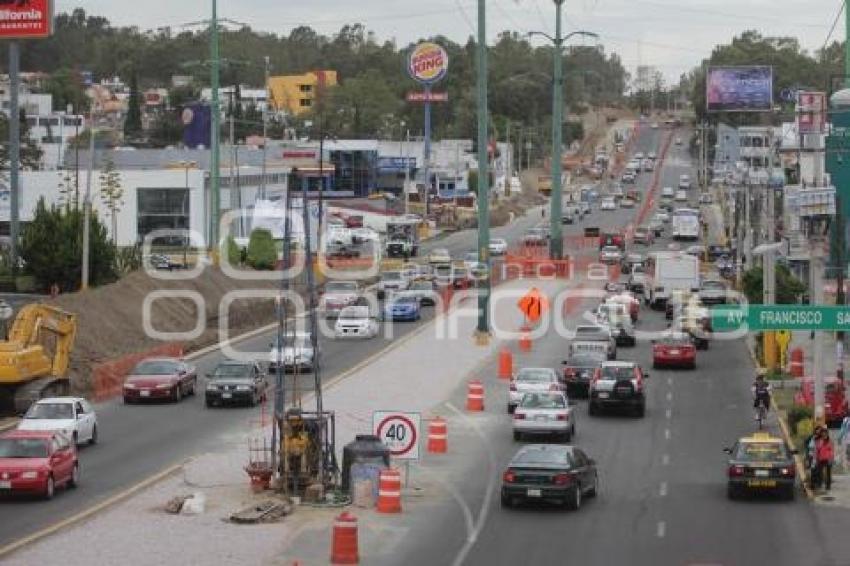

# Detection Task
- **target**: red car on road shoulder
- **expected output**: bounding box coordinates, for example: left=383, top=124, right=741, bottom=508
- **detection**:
left=652, top=332, right=696, bottom=369
left=794, top=377, right=849, bottom=426
left=123, top=357, right=198, bottom=403
left=0, top=430, right=78, bottom=499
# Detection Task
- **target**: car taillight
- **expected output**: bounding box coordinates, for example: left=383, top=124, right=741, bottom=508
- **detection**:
left=503, top=471, right=516, bottom=483
left=564, top=368, right=576, bottom=378
left=509, top=382, right=517, bottom=392
left=553, top=473, right=572, bottom=485
left=728, top=465, right=745, bottom=477
left=780, top=467, right=795, bottom=477
left=556, top=413, right=568, bottom=421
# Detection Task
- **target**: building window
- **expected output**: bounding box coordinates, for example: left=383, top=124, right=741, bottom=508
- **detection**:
left=137, top=188, right=190, bottom=245
left=299, top=84, right=313, bottom=93
left=299, top=99, right=312, bottom=108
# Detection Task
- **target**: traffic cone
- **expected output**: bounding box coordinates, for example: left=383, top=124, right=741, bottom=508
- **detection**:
left=466, top=380, right=485, bottom=412
left=518, top=329, right=532, bottom=352
left=498, top=348, right=513, bottom=380
left=376, top=468, right=402, bottom=513
left=330, top=512, right=359, bottom=564
left=427, top=417, right=448, bottom=454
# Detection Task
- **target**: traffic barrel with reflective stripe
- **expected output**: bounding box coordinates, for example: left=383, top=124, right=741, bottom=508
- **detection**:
left=376, top=468, right=402, bottom=513
left=427, top=417, right=448, bottom=453
left=466, top=380, right=485, bottom=412
left=790, top=347, right=804, bottom=378
left=498, top=348, right=513, bottom=380
left=330, top=512, right=359, bottom=564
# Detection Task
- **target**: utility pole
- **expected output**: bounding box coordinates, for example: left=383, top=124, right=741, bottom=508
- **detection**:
left=81, top=103, right=96, bottom=291
left=210, top=0, right=222, bottom=252
left=505, top=119, right=511, bottom=196
left=549, top=0, right=565, bottom=260
left=813, top=244, right=826, bottom=424
left=8, top=42, right=19, bottom=276
left=404, top=129, right=410, bottom=215
left=475, top=0, right=490, bottom=339
left=260, top=55, right=269, bottom=200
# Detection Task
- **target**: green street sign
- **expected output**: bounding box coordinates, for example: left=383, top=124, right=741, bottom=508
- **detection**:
left=711, top=305, right=850, bottom=332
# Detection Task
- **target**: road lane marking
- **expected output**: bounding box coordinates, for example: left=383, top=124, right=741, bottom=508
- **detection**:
left=662, top=454, right=670, bottom=466
left=664, top=428, right=671, bottom=440
left=659, top=481, right=668, bottom=497
left=665, top=391, right=672, bottom=402
left=665, top=408, right=672, bottom=420
left=657, top=521, right=666, bottom=538
left=667, top=377, right=672, bottom=386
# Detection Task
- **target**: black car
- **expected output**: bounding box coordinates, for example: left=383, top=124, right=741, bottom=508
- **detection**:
left=725, top=433, right=796, bottom=500
left=708, top=245, right=733, bottom=262
left=562, top=351, right=606, bottom=397
left=501, top=444, right=598, bottom=510
left=205, top=361, right=267, bottom=407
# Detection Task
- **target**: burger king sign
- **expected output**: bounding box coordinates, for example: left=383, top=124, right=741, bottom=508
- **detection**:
left=408, top=42, right=448, bottom=85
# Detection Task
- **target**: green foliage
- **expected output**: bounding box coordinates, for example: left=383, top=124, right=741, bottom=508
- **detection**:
left=124, top=72, right=143, bottom=139
left=224, top=235, right=241, bottom=266
left=148, top=112, right=183, bottom=148
left=20, top=198, right=117, bottom=291
left=246, top=229, right=276, bottom=270
left=741, top=265, right=807, bottom=305
left=98, top=158, right=124, bottom=242
left=44, top=68, right=89, bottom=114
left=115, top=245, right=142, bottom=275
left=787, top=404, right=814, bottom=436
left=57, top=168, right=79, bottom=210
left=0, top=109, right=43, bottom=170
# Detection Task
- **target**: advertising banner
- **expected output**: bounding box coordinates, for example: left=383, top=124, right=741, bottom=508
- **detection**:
left=706, top=66, right=773, bottom=112
left=406, top=91, right=448, bottom=103
left=407, top=42, right=448, bottom=85
left=797, top=91, right=826, bottom=134
left=181, top=103, right=211, bottom=149
left=0, top=0, right=52, bottom=39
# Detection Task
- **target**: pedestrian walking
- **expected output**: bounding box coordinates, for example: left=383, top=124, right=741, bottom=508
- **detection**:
left=815, top=427, right=835, bottom=492
left=839, top=416, right=850, bottom=469
left=807, top=426, right=821, bottom=489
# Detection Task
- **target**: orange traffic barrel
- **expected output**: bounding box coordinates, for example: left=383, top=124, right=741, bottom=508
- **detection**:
left=466, top=380, right=485, bottom=412
left=330, top=512, right=359, bottom=564
left=376, top=468, right=402, bottom=513
left=519, top=331, right=532, bottom=352
left=498, top=348, right=513, bottom=380
left=427, top=417, right=448, bottom=454
left=790, top=347, right=804, bottom=378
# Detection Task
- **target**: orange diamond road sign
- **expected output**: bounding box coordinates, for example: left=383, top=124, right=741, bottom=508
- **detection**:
left=518, top=287, right=549, bottom=322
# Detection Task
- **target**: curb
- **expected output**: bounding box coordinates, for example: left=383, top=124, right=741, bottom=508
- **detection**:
left=746, top=338, right=814, bottom=499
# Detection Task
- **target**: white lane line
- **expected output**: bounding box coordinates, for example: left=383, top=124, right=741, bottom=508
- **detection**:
left=657, top=521, right=666, bottom=538
left=664, top=428, right=671, bottom=440
left=659, top=481, right=668, bottom=497
left=665, top=408, right=672, bottom=420
left=667, top=377, right=673, bottom=386
left=662, top=454, right=670, bottom=466
left=665, top=391, right=672, bottom=402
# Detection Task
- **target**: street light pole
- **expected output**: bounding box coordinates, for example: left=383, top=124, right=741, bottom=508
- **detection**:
left=210, top=0, right=221, bottom=253
left=550, top=0, right=565, bottom=260
left=81, top=104, right=96, bottom=291
left=475, top=0, right=490, bottom=339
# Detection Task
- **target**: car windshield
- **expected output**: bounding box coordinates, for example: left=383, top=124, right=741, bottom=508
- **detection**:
left=662, top=335, right=692, bottom=345
left=132, top=360, right=179, bottom=375
left=734, top=442, right=788, bottom=462
left=702, top=281, right=724, bottom=290
left=600, top=366, right=635, bottom=380
left=212, top=364, right=252, bottom=378
left=411, top=282, right=432, bottom=291
left=24, top=402, right=73, bottom=420
left=516, top=369, right=555, bottom=382
left=568, top=354, right=605, bottom=366
left=521, top=393, right=566, bottom=409
left=326, top=282, right=357, bottom=293
left=391, top=296, right=418, bottom=305
left=602, top=246, right=619, bottom=253
left=513, top=447, right=572, bottom=467
left=382, top=272, right=402, bottom=281
left=0, top=438, right=49, bottom=458
left=339, top=307, right=369, bottom=320
left=433, top=249, right=448, bottom=256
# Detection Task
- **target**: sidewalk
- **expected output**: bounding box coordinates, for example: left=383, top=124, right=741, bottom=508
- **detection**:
left=3, top=276, right=578, bottom=566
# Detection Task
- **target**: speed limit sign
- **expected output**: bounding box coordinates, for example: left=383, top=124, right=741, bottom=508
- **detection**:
left=373, top=411, right=421, bottom=460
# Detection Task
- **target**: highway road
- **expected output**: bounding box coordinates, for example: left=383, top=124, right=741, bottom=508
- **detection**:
left=0, top=170, right=550, bottom=547
left=389, top=125, right=850, bottom=566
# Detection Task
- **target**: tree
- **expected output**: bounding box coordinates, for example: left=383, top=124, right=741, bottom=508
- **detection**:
left=0, top=109, right=44, bottom=170
left=148, top=111, right=182, bottom=147
left=223, top=235, right=241, bottom=266
left=57, top=168, right=79, bottom=210
left=742, top=264, right=807, bottom=305
left=124, top=71, right=143, bottom=139
left=20, top=198, right=117, bottom=292
left=246, top=228, right=276, bottom=270
left=98, top=158, right=124, bottom=243
left=43, top=68, right=89, bottom=114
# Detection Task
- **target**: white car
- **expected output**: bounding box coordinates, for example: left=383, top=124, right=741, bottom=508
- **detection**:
left=678, top=174, right=691, bottom=190
left=654, top=211, right=670, bottom=224
left=18, top=397, right=98, bottom=445
left=268, top=332, right=314, bottom=373
left=698, top=193, right=713, bottom=205
left=508, top=367, right=563, bottom=413
left=377, top=270, right=410, bottom=299
left=600, top=198, right=617, bottom=211
left=620, top=198, right=635, bottom=208
left=489, top=238, right=508, bottom=255
left=661, top=187, right=675, bottom=198
left=334, top=306, right=379, bottom=339
left=428, top=248, right=451, bottom=265
left=512, top=392, right=575, bottom=442
left=674, top=190, right=688, bottom=202
left=599, top=246, right=623, bottom=264
left=320, top=281, right=361, bottom=318
left=463, top=252, right=479, bottom=271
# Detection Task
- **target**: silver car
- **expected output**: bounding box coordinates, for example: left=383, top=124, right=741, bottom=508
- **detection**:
left=513, top=392, right=575, bottom=442
left=508, top=367, right=563, bottom=413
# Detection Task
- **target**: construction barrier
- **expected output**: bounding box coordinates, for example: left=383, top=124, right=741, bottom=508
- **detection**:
left=498, top=348, right=513, bottom=380
left=466, top=380, right=485, bottom=412
left=790, top=347, right=804, bottom=378
left=92, top=343, right=184, bottom=402
left=330, top=512, right=360, bottom=565
left=376, top=468, right=402, bottom=513
left=427, top=417, right=448, bottom=454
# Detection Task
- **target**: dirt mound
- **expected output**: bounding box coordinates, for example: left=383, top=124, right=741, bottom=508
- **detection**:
left=49, top=268, right=282, bottom=391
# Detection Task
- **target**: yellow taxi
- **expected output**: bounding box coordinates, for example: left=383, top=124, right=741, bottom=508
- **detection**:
left=724, top=432, right=797, bottom=500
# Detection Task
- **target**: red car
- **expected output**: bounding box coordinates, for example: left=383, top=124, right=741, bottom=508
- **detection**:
left=123, top=357, right=198, bottom=403
left=599, top=232, right=625, bottom=250
left=652, top=332, right=696, bottom=369
left=794, top=377, right=849, bottom=426
left=0, top=430, right=78, bottom=499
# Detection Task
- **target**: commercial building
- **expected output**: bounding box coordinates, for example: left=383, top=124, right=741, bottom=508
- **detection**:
left=268, top=71, right=337, bottom=116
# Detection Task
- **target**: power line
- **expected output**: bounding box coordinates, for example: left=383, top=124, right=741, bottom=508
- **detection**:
left=453, top=0, right=476, bottom=34
left=821, top=0, right=846, bottom=53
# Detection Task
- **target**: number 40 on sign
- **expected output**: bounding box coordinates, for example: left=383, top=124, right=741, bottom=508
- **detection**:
left=372, top=411, right=421, bottom=460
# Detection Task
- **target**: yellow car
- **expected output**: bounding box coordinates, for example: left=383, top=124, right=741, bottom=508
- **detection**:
left=724, top=432, right=797, bottom=500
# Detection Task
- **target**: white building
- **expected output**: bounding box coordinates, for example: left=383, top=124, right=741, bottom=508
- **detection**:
left=200, top=85, right=268, bottom=113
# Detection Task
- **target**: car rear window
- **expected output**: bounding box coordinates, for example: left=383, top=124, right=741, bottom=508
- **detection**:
left=600, top=366, right=635, bottom=380
left=0, top=438, right=49, bottom=458
left=513, top=447, right=573, bottom=466
left=521, top=393, right=566, bottom=409
left=734, top=442, right=788, bottom=462
left=132, top=360, right=178, bottom=375
left=326, top=282, right=357, bottom=292
left=516, top=369, right=555, bottom=382
left=24, top=403, right=73, bottom=420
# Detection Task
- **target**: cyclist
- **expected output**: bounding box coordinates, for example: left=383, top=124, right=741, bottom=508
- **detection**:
left=752, top=370, right=771, bottom=422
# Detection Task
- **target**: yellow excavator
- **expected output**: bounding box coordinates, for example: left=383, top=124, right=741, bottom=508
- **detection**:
left=0, top=304, right=77, bottom=415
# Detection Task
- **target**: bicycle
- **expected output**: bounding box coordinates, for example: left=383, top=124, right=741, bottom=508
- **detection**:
left=755, top=398, right=768, bottom=430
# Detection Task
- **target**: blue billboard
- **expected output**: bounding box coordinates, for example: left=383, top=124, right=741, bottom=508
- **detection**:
left=706, top=66, right=773, bottom=112
left=182, top=103, right=211, bottom=149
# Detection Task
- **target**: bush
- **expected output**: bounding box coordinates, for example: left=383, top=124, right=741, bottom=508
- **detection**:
left=246, top=229, right=276, bottom=270
left=224, top=235, right=241, bottom=266
left=787, top=404, right=814, bottom=436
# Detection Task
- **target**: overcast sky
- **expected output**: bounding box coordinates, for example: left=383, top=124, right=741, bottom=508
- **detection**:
left=59, top=0, right=845, bottom=84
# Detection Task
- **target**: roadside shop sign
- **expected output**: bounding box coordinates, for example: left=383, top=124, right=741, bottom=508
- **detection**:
left=711, top=305, right=850, bottom=332
left=373, top=411, right=421, bottom=460
left=0, top=0, right=53, bottom=39
left=408, top=42, right=448, bottom=85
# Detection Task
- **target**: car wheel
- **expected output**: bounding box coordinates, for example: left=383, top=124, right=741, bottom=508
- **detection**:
left=784, top=485, right=796, bottom=501
left=507, top=404, right=515, bottom=415
left=652, top=361, right=659, bottom=369
left=123, top=396, right=133, bottom=405
left=727, top=484, right=738, bottom=500
left=69, top=463, right=79, bottom=488
left=635, top=403, right=646, bottom=418
left=689, top=362, right=697, bottom=370
left=205, top=399, right=214, bottom=408
left=587, top=474, right=599, bottom=497
left=89, top=425, right=98, bottom=445
left=500, top=493, right=513, bottom=508
left=174, top=386, right=182, bottom=403
left=44, top=475, right=55, bottom=500
left=189, top=379, right=196, bottom=396
left=72, top=431, right=78, bottom=445
left=588, top=402, right=598, bottom=416
left=249, top=391, right=258, bottom=407
left=566, top=485, right=582, bottom=511
left=513, top=431, right=522, bottom=442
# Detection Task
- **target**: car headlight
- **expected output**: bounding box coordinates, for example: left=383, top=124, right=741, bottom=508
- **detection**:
left=206, top=384, right=218, bottom=391
left=123, top=383, right=136, bottom=389
left=20, top=471, right=38, bottom=479
left=236, top=385, right=252, bottom=391
left=156, top=383, right=175, bottom=389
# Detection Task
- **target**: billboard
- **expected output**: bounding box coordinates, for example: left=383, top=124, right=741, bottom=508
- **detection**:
left=706, top=66, right=773, bottom=112
left=407, top=42, right=448, bottom=85
left=797, top=91, right=826, bottom=134
left=181, top=103, right=211, bottom=149
left=406, top=91, right=448, bottom=103
left=0, top=0, right=52, bottom=39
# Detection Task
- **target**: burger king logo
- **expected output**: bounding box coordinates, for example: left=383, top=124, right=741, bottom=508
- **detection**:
left=408, top=42, right=448, bottom=85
